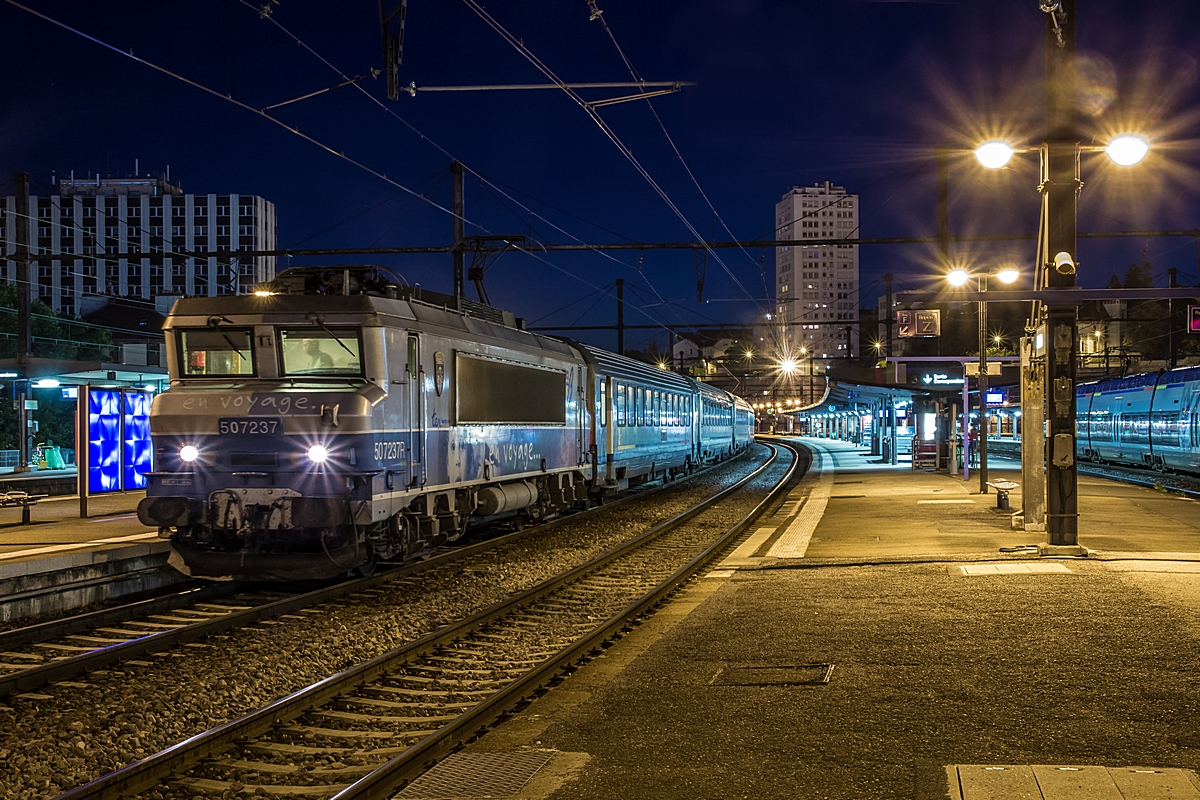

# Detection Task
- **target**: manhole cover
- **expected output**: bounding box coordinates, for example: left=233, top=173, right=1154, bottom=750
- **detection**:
left=709, top=663, right=834, bottom=687
left=397, top=750, right=557, bottom=798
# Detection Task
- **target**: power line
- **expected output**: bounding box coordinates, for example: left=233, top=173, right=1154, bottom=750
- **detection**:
left=461, top=0, right=759, bottom=309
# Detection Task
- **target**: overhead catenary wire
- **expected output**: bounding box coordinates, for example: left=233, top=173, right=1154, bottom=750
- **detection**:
left=5, top=1, right=689, bottom=339
left=460, top=0, right=760, bottom=309
left=234, top=0, right=685, bottom=334
left=591, top=6, right=775, bottom=304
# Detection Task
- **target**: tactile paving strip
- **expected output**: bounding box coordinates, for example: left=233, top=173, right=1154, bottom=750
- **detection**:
left=396, top=749, right=557, bottom=798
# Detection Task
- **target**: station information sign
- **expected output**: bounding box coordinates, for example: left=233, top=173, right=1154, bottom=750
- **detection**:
left=896, top=309, right=941, bottom=338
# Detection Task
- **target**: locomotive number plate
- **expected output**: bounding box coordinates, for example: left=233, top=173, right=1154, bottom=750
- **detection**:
left=217, top=417, right=281, bottom=435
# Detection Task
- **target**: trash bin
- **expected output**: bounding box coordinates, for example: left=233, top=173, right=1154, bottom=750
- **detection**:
left=44, top=446, right=64, bottom=470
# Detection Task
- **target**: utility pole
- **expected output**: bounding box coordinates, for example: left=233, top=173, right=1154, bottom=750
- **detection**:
left=884, top=273, right=894, bottom=378
left=935, top=146, right=950, bottom=269
left=451, top=161, right=465, bottom=301
left=1169, top=267, right=1178, bottom=369
left=615, top=278, right=625, bottom=355
left=978, top=290, right=989, bottom=494
left=14, top=172, right=32, bottom=473
left=1043, top=0, right=1080, bottom=547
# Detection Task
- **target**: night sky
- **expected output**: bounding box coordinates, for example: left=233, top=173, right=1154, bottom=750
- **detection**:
left=4, top=0, right=1200, bottom=354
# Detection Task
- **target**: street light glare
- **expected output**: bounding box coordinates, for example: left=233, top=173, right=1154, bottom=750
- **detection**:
left=996, top=268, right=1019, bottom=284
left=780, top=358, right=797, bottom=374
left=946, top=268, right=970, bottom=287
left=1106, top=134, right=1149, bottom=166
left=975, top=141, right=1015, bottom=169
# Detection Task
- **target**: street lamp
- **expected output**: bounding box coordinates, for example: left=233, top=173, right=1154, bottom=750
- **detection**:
left=946, top=266, right=1019, bottom=495
left=971, top=126, right=1149, bottom=544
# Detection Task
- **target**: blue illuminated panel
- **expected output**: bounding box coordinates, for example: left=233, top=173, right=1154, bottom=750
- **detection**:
left=123, top=392, right=153, bottom=490
left=88, top=390, right=122, bottom=493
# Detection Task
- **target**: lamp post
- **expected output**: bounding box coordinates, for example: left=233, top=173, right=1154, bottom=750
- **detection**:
left=947, top=267, right=1019, bottom=494
left=972, top=139, right=1147, bottom=542
left=971, top=3, right=1149, bottom=543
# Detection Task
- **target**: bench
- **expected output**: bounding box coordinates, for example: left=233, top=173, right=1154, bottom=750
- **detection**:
left=0, top=491, right=49, bottom=525
left=986, top=480, right=1019, bottom=511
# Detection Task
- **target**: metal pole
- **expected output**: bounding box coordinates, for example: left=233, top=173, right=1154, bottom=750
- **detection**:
left=889, top=397, right=898, bottom=465
left=1020, top=335, right=1046, bottom=530
left=979, top=284, right=989, bottom=494
left=615, top=278, right=625, bottom=355
left=962, top=374, right=970, bottom=482
left=935, top=147, right=950, bottom=269
left=15, top=172, right=31, bottom=473
left=1169, top=267, right=1178, bottom=369
left=1044, top=0, right=1079, bottom=546
left=77, top=385, right=89, bottom=519
left=884, top=273, right=894, bottom=370
left=451, top=161, right=465, bottom=301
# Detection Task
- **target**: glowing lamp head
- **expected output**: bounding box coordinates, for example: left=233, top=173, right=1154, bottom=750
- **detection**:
left=307, top=444, right=330, bottom=464
left=1105, top=135, right=1149, bottom=167
left=657, top=361, right=668, bottom=370
left=253, top=290, right=274, bottom=297
left=34, top=378, right=60, bottom=388
left=946, top=269, right=970, bottom=287
left=780, top=358, right=798, bottom=374
left=179, top=445, right=200, bottom=463
left=996, top=268, right=1019, bottom=284
left=974, top=141, right=1015, bottom=169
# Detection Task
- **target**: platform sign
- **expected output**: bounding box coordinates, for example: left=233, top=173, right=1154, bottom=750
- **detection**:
left=896, top=309, right=941, bottom=338
left=985, top=391, right=1005, bottom=405
left=87, top=389, right=153, bottom=494
left=1190, top=305, right=1200, bottom=333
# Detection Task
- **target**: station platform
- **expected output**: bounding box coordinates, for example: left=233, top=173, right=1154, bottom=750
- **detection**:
left=0, top=491, right=176, bottom=623
left=463, top=437, right=1200, bottom=800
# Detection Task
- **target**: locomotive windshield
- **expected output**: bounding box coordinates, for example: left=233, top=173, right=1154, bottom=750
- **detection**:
left=179, top=328, right=255, bottom=376
left=279, top=327, right=363, bottom=376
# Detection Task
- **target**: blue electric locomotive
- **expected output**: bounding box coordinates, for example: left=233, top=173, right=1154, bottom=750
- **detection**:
left=138, top=268, right=754, bottom=580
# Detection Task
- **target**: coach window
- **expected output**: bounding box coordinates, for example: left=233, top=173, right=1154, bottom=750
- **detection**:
left=598, top=381, right=607, bottom=426
left=616, top=384, right=626, bottom=426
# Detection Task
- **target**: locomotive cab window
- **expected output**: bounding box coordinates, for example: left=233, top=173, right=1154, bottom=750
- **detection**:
left=278, top=327, right=363, bottom=376
left=179, top=328, right=255, bottom=377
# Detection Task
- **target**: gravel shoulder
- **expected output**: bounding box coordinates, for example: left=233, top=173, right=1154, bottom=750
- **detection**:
left=0, top=444, right=772, bottom=800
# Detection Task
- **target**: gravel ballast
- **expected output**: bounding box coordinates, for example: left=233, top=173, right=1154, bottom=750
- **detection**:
left=0, top=444, right=776, bottom=800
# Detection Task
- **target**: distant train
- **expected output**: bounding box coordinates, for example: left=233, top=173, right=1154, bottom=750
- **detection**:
left=137, top=267, right=754, bottom=580
left=1077, top=367, right=1200, bottom=472
left=984, top=367, right=1200, bottom=474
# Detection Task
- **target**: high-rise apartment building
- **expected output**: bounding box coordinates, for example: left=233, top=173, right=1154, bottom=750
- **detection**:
left=1, top=174, right=276, bottom=316
left=773, top=181, right=859, bottom=359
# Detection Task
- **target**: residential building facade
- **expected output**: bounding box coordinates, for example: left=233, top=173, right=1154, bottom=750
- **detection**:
left=1, top=174, right=276, bottom=316
left=773, top=181, right=860, bottom=360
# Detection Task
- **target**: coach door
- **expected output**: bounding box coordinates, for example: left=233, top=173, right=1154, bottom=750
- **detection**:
left=406, top=333, right=426, bottom=488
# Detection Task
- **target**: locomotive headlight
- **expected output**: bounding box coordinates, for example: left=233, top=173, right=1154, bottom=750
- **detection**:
left=179, top=445, right=200, bottom=463
left=307, top=444, right=330, bottom=464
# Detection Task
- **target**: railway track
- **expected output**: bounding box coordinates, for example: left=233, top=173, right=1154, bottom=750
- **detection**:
left=53, top=441, right=799, bottom=800
left=0, top=459, right=713, bottom=700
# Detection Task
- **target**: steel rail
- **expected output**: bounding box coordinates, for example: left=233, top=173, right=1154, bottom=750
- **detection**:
left=0, top=582, right=235, bottom=650
left=52, top=444, right=788, bottom=800
left=0, top=464, right=697, bottom=697
left=333, top=441, right=801, bottom=799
